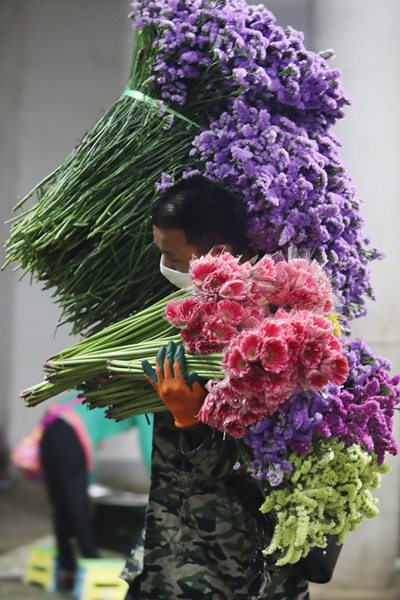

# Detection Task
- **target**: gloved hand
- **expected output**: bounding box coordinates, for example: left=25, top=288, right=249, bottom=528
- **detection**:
left=142, top=341, right=206, bottom=428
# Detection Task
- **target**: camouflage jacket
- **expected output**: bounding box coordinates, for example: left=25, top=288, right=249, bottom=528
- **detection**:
left=122, top=413, right=309, bottom=599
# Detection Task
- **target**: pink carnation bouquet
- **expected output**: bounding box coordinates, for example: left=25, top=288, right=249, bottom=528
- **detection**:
left=164, top=251, right=348, bottom=437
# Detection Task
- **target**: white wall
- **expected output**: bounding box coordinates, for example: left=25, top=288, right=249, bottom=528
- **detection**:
left=312, top=0, right=400, bottom=591
left=0, top=0, right=140, bottom=471
left=0, top=2, right=21, bottom=436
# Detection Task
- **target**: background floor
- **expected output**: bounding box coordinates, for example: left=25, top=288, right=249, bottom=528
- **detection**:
left=0, top=477, right=399, bottom=599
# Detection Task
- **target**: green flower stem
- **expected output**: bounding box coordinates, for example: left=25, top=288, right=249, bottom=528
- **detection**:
left=48, top=289, right=186, bottom=360
left=107, top=355, right=224, bottom=380
left=109, top=405, right=166, bottom=422
left=45, top=336, right=182, bottom=371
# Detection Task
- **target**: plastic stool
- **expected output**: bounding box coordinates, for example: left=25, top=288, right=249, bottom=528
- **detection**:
left=23, top=545, right=56, bottom=591
left=73, top=558, right=128, bottom=600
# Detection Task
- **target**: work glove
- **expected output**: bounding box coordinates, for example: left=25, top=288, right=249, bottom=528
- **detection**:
left=142, top=341, right=206, bottom=428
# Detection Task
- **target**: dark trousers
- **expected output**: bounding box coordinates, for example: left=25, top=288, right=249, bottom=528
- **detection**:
left=40, top=419, right=98, bottom=571
left=125, top=579, right=140, bottom=599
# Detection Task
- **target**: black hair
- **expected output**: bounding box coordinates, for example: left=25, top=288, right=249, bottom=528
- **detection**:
left=152, top=175, right=248, bottom=253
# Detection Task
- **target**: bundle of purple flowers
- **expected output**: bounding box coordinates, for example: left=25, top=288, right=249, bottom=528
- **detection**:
left=130, top=0, right=381, bottom=323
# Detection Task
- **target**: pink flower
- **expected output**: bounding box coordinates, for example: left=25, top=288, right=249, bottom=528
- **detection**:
left=320, top=354, right=349, bottom=385
left=263, top=369, right=293, bottom=394
left=252, top=255, right=277, bottom=283
left=251, top=256, right=278, bottom=298
left=284, top=311, right=331, bottom=353
left=164, top=299, right=185, bottom=327
left=286, top=286, right=320, bottom=311
left=324, top=335, right=342, bottom=354
left=331, top=355, right=350, bottom=384
left=274, top=308, right=307, bottom=335
left=197, top=386, right=229, bottom=429
left=216, top=252, right=246, bottom=270
left=219, top=279, right=248, bottom=299
left=248, top=284, right=270, bottom=308
left=205, top=317, right=237, bottom=344
left=298, top=333, right=348, bottom=391
left=189, top=252, right=245, bottom=292
left=198, top=380, right=250, bottom=437
left=223, top=346, right=250, bottom=377
left=229, top=366, right=269, bottom=396
left=198, top=379, right=270, bottom=438
left=238, top=332, right=262, bottom=361
left=260, top=338, right=289, bottom=373
left=181, top=325, right=203, bottom=353
left=189, top=255, right=221, bottom=285
left=202, top=268, right=236, bottom=293
left=323, top=298, right=334, bottom=313
left=266, top=261, right=291, bottom=306
left=241, top=306, right=265, bottom=329
left=258, top=319, right=284, bottom=338
left=178, top=253, right=345, bottom=421
left=215, top=299, right=245, bottom=324
left=238, top=259, right=253, bottom=279
left=199, top=300, right=219, bottom=319
left=178, top=297, right=202, bottom=326
left=221, top=420, right=248, bottom=438
left=268, top=259, right=335, bottom=314
left=306, top=312, right=333, bottom=332
left=263, top=389, right=291, bottom=415
left=305, top=370, right=330, bottom=391
left=299, top=338, right=326, bottom=369
left=194, top=338, right=224, bottom=354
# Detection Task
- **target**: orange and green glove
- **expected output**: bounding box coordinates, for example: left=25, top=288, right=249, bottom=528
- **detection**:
left=142, top=341, right=206, bottom=429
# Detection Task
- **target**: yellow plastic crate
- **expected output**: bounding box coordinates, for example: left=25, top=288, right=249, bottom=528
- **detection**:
left=23, top=545, right=56, bottom=591
left=74, top=558, right=128, bottom=600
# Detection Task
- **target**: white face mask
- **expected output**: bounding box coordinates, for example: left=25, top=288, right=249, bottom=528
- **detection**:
left=159, top=256, right=192, bottom=289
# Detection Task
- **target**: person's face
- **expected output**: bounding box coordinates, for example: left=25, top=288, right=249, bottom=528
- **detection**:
left=153, top=226, right=201, bottom=272
left=152, top=226, right=232, bottom=272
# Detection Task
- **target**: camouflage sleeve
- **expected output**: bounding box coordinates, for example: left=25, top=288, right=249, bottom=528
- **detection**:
left=120, top=527, right=144, bottom=583
left=179, top=426, right=238, bottom=477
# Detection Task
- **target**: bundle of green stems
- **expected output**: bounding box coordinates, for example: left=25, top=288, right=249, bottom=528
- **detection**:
left=21, top=290, right=185, bottom=407
left=3, top=25, right=224, bottom=335
left=21, top=288, right=223, bottom=421
left=102, top=354, right=223, bottom=420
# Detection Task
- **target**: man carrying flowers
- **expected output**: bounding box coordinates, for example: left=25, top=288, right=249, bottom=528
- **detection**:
left=122, top=175, right=309, bottom=599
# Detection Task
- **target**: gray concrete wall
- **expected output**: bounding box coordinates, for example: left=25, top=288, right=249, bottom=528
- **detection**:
left=0, top=0, right=139, bottom=470
left=312, top=0, right=400, bottom=591
left=0, top=2, right=22, bottom=444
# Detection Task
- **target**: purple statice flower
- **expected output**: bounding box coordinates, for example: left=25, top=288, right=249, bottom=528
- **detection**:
left=244, top=392, right=332, bottom=486
left=297, top=127, right=384, bottom=314
left=132, top=0, right=378, bottom=320
left=129, top=1, right=218, bottom=106
left=317, top=340, right=400, bottom=463
left=236, top=5, right=350, bottom=127
left=129, top=0, right=349, bottom=127
left=184, top=99, right=380, bottom=322
left=155, top=172, right=175, bottom=193
left=342, top=338, right=392, bottom=385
